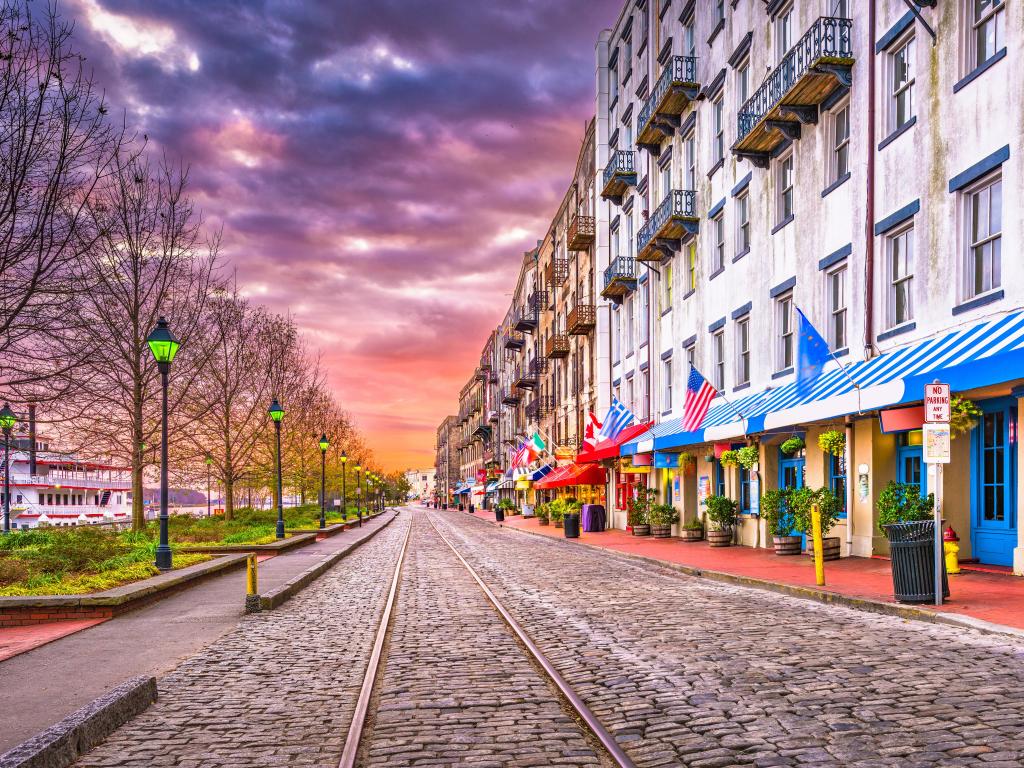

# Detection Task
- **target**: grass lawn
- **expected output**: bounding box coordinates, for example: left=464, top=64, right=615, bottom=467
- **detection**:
left=166, top=504, right=361, bottom=547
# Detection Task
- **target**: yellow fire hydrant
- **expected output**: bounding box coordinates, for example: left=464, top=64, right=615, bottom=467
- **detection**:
left=943, top=525, right=961, bottom=575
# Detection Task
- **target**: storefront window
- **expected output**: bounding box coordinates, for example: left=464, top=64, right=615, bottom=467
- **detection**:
left=739, top=467, right=752, bottom=514
left=828, top=453, right=847, bottom=518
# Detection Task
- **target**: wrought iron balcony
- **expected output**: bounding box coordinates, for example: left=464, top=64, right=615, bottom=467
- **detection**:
left=567, top=303, right=596, bottom=335
left=567, top=215, right=595, bottom=250
left=525, top=396, right=555, bottom=421
left=733, top=17, right=854, bottom=166
left=488, top=370, right=499, bottom=384
left=488, top=409, right=499, bottom=423
left=502, top=330, right=525, bottom=350
left=512, top=289, right=548, bottom=333
left=513, top=364, right=537, bottom=391
left=501, top=387, right=521, bottom=405
left=545, top=334, right=570, bottom=359
left=529, top=356, right=549, bottom=377
left=474, top=367, right=485, bottom=382
left=637, top=56, right=700, bottom=154
left=601, top=257, right=637, bottom=302
left=600, top=150, right=637, bottom=205
left=472, top=416, right=491, bottom=439
left=547, top=257, right=569, bottom=286
left=637, top=190, right=699, bottom=261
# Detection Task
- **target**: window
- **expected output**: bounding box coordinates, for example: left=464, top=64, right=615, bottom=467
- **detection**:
left=965, top=175, right=1002, bottom=299
left=685, top=342, right=696, bottom=370
left=740, top=466, right=752, bottom=514
left=777, top=153, right=794, bottom=223
left=683, top=134, right=697, bottom=191
left=625, top=297, right=634, bottom=355
left=662, top=358, right=673, bottom=411
left=661, top=162, right=672, bottom=202
left=612, top=308, right=621, bottom=362
left=716, top=0, right=725, bottom=25
left=626, top=213, right=634, bottom=257
left=626, top=377, right=635, bottom=413
left=829, top=0, right=850, bottom=17
left=660, top=263, right=673, bottom=312
left=777, top=292, right=794, bottom=370
left=736, top=315, right=750, bottom=386
left=712, top=98, right=724, bottom=165
left=970, top=0, right=1004, bottom=69
left=888, top=227, right=914, bottom=327
left=828, top=452, right=847, bottom=517
left=682, top=20, right=695, bottom=59
left=737, top=60, right=749, bottom=108
left=610, top=62, right=619, bottom=104
left=736, top=193, right=750, bottom=254
left=890, top=36, right=915, bottom=132
left=712, top=329, right=725, bottom=391
left=711, top=213, right=725, bottom=273
left=831, top=103, right=850, bottom=183
left=640, top=281, right=650, bottom=345
left=641, top=370, right=650, bottom=419
left=776, top=4, right=794, bottom=63
left=686, top=242, right=697, bottom=292
left=827, top=264, right=848, bottom=350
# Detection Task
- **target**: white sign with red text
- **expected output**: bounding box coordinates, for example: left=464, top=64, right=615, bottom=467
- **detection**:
left=924, top=383, right=951, bottom=423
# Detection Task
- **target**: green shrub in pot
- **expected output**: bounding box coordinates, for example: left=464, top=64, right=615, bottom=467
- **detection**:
left=702, top=494, right=738, bottom=531
left=791, top=487, right=843, bottom=538
left=649, top=503, right=679, bottom=527
left=759, top=488, right=792, bottom=537
left=876, top=480, right=934, bottom=531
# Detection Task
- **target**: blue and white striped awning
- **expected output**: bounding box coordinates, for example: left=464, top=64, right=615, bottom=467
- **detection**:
left=631, top=309, right=1024, bottom=452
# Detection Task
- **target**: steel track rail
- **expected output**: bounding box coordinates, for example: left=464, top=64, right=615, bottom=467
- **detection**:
left=426, top=513, right=637, bottom=768
left=337, top=519, right=412, bottom=768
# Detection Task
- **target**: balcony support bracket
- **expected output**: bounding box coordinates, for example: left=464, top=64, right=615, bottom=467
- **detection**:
left=778, top=104, right=819, bottom=125
left=638, top=141, right=661, bottom=156
left=734, top=150, right=770, bottom=168
left=812, top=63, right=854, bottom=88
left=654, top=237, right=681, bottom=260
left=653, top=112, right=681, bottom=138
left=764, top=119, right=801, bottom=141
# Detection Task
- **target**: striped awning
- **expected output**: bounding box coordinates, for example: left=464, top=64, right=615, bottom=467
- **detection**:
left=634, top=309, right=1024, bottom=452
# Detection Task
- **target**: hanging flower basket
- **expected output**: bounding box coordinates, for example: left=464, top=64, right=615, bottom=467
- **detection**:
left=818, top=430, right=845, bottom=458
left=780, top=436, right=805, bottom=456
left=736, top=445, right=759, bottom=470
left=719, top=450, right=739, bottom=467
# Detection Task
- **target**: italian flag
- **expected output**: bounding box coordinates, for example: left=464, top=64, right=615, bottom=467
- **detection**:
left=529, top=432, right=546, bottom=455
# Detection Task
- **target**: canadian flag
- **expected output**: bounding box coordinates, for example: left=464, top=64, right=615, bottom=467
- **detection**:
left=583, top=411, right=603, bottom=448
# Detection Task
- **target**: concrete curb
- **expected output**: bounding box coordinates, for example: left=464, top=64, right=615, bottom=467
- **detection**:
left=180, top=531, right=318, bottom=555
left=0, top=675, right=157, bottom=768
left=257, top=511, right=399, bottom=611
left=465, top=513, right=1024, bottom=643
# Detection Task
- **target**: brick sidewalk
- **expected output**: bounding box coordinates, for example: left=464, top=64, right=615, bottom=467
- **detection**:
left=467, top=509, right=1024, bottom=633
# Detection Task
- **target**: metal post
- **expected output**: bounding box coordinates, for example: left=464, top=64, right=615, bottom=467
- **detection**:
left=207, top=462, right=211, bottom=517
left=155, top=364, right=172, bottom=570
left=275, top=421, right=284, bottom=539
left=342, top=466, right=347, bottom=521
left=811, top=502, right=825, bottom=587
left=358, top=472, right=363, bottom=526
left=245, top=553, right=260, bottom=613
left=319, top=449, right=326, bottom=529
left=934, top=463, right=944, bottom=606
left=2, top=428, right=10, bottom=534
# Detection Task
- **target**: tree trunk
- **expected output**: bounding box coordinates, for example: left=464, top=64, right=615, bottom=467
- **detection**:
left=132, top=387, right=145, bottom=531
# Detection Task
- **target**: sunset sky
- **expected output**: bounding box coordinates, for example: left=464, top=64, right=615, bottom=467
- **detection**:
left=66, top=0, right=621, bottom=471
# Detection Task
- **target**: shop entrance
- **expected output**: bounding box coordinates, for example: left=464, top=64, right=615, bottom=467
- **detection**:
left=971, top=398, right=1017, bottom=567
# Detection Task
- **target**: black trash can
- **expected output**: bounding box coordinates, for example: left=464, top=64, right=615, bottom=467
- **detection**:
left=564, top=512, right=580, bottom=539
left=495, top=507, right=505, bottom=523
left=885, top=520, right=949, bottom=603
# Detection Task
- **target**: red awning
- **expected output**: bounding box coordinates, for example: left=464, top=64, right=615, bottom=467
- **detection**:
left=576, top=422, right=652, bottom=463
left=879, top=405, right=925, bottom=434
left=536, top=463, right=608, bottom=489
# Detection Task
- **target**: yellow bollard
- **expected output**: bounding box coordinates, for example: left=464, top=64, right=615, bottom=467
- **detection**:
left=245, top=554, right=260, bottom=613
left=811, top=502, right=825, bottom=587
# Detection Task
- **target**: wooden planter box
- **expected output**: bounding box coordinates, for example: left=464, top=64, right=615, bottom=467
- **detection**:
left=632, top=524, right=651, bottom=536
left=806, top=536, right=841, bottom=561
left=773, top=535, right=802, bottom=555
left=650, top=524, right=672, bottom=538
left=707, top=528, right=732, bottom=547
left=538, top=518, right=550, bottom=526
left=680, top=528, right=703, bottom=542
left=554, top=520, right=564, bottom=529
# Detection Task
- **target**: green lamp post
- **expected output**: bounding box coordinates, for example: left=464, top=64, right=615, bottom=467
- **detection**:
left=146, top=317, right=180, bottom=570
left=354, top=463, right=363, bottom=527
left=0, top=403, right=17, bottom=534
left=318, top=433, right=329, bottom=529
left=340, top=450, right=348, bottom=521
left=268, top=399, right=285, bottom=538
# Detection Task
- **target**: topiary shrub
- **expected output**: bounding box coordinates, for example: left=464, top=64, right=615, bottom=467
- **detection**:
left=703, top=494, right=738, bottom=531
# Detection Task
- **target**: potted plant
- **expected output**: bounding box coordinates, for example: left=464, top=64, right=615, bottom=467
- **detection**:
left=950, top=396, right=982, bottom=438
left=649, top=503, right=679, bottom=538
left=719, top=450, right=739, bottom=468
left=877, top=480, right=945, bottom=603
left=736, top=445, right=759, bottom=470
left=703, top=494, right=737, bottom=547
left=495, top=496, right=514, bottom=523
left=680, top=517, right=704, bottom=542
left=535, top=502, right=550, bottom=526
left=818, top=430, right=845, bottom=458
left=791, top=487, right=844, bottom=560
left=564, top=499, right=582, bottom=539
left=780, top=436, right=805, bottom=456
left=703, top=452, right=715, bottom=463
left=548, top=498, right=567, bottom=529
left=760, top=488, right=800, bottom=554
left=627, top=486, right=656, bottom=536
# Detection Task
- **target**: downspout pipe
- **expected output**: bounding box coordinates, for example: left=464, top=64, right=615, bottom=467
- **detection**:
left=863, top=0, right=876, bottom=359
left=845, top=416, right=855, bottom=552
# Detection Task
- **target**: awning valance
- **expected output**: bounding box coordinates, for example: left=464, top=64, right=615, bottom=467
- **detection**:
left=535, top=463, right=609, bottom=489
left=576, top=422, right=652, bottom=463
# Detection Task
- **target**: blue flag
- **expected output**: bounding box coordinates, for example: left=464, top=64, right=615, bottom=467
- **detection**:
left=796, top=307, right=831, bottom=397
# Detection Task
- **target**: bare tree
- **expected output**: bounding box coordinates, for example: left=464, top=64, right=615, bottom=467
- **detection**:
left=0, top=0, right=123, bottom=397
left=51, top=151, right=218, bottom=530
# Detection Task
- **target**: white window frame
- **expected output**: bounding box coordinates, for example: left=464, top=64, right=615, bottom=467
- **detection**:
left=830, top=100, right=850, bottom=184
left=624, top=296, right=634, bottom=356
left=776, top=292, right=794, bottom=371
left=712, top=97, right=724, bottom=164
left=967, top=0, right=1004, bottom=71
left=662, top=358, right=673, bottom=411
left=640, top=280, right=650, bottom=345
left=736, top=315, right=750, bottom=386
left=776, top=4, right=794, bottom=64
left=712, top=329, right=726, bottom=391
left=777, top=152, right=794, bottom=224
left=963, top=172, right=1002, bottom=301
left=684, top=132, right=696, bottom=190
left=641, top=370, right=650, bottom=419
left=712, top=213, right=725, bottom=273
left=660, top=262, right=673, bottom=313
left=736, top=58, right=750, bottom=109
left=887, top=225, right=914, bottom=328
left=685, top=343, right=696, bottom=370
left=826, top=263, right=848, bottom=351
left=889, top=35, right=915, bottom=133
left=686, top=241, right=697, bottom=293
left=735, top=192, right=750, bottom=254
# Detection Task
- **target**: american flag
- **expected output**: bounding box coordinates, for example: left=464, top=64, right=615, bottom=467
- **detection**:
left=681, top=366, right=716, bottom=432
left=597, top=397, right=635, bottom=441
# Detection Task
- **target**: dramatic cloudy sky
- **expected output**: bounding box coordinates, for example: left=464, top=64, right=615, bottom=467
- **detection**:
left=66, top=0, right=620, bottom=470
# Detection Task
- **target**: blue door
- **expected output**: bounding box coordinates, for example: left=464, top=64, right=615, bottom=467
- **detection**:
left=779, top=449, right=806, bottom=543
left=971, top=399, right=1017, bottom=566
left=896, top=433, right=927, bottom=496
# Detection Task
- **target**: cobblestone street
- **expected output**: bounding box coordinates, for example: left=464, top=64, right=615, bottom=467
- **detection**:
left=60, top=508, right=1024, bottom=767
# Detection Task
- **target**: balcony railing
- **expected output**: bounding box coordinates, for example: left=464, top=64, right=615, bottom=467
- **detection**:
left=525, top=396, right=555, bottom=422
left=636, top=190, right=699, bottom=261
left=529, top=357, right=549, bottom=377
left=637, top=56, right=700, bottom=154
left=513, top=364, right=538, bottom=391
left=600, top=150, right=637, bottom=204
left=567, top=303, right=596, bottom=335
left=501, top=387, right=521, bottom=405
left=601, top=257, right=637, bottom=301
left=733, top=17, right=854, bottom=164
left=567, top=215, right=595, bottom=250
left=547, top=257, right=569, bottom=285
left=545, top=334, right=570, bottom=359
left=502, top=330, right=525, bottom=350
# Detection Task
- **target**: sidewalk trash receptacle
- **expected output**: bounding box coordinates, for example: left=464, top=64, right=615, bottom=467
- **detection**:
left=885, top=520, right=949, bottom=603
left=495, top=508, right=505, bottom=523
left=564, top=512, right=580, bottom=539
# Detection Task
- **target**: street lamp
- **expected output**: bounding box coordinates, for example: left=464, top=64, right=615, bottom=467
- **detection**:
left=1, top=403, right=17, bottom=534
left=146, top=317, right=180, bottom=570
left=340, top=450, right=348, bottom=521
left=318, top=433, right=329, bottom=529
left=205, top=452, right=213, bottom=517
left=354, top=463, right=363, bottom=527
left=268, top=399, right=285, bottom=539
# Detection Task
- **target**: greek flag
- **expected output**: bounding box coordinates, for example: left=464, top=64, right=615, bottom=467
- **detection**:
left=597, top=397, right=634, bottom=441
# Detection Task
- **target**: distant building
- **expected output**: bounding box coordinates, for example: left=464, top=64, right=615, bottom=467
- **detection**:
left=403, top=468, right=435, bottom=501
